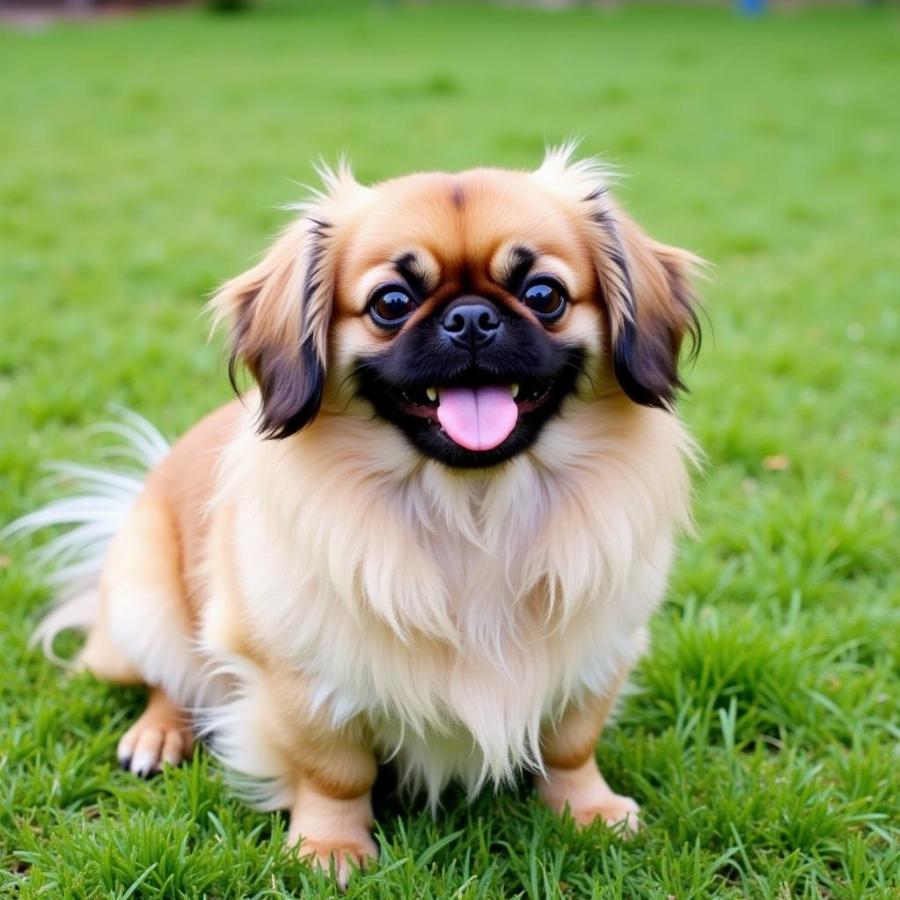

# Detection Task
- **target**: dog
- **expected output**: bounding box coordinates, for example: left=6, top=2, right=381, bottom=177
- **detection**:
left=9, top=146, right=702, bottom=884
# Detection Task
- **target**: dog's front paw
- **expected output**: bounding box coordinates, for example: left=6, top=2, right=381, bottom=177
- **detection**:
left=297, top=834, right=378, bottom=887
left=116, top=689, right=194, bottom=778
left=288, top=787, right=377, bottom=888
left=569, top=792, right=640, bottom=833
left=537, top=757, right=641, bottom=836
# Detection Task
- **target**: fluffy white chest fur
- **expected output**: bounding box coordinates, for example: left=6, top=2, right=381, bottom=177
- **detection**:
left=200, top=398, right=692, bottom=806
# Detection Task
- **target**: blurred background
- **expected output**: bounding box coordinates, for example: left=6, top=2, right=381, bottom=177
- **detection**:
left=1, top=1, right=897, bottom=896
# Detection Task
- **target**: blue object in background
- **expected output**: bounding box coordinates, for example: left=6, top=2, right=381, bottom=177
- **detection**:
left=738, top=0, right=767, bottom=14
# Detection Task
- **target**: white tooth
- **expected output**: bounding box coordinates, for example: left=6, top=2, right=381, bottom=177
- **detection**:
left=511, top=383, right=520, bottom=399
left=426, top=387, right=437, bottom=403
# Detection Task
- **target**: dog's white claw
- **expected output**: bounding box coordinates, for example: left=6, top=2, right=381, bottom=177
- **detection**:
left=131, top=748, right=161, bottom=778
left=117, top=703, right=194, bottom=779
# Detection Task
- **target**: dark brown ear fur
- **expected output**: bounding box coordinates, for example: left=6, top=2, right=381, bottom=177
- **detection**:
left=229, top=324, right=325, bottom=440
left=586, top=200, right=702, bottom=410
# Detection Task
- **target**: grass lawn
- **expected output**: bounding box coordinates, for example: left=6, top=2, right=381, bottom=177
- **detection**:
left=1, top=1, right=898, bottom=896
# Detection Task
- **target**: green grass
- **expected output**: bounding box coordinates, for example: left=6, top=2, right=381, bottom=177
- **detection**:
left=1, top=2, right=898, bottom=896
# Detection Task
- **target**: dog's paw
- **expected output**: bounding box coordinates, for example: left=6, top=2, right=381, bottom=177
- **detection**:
left=537, top=759, right=641, bottom=836
left=116, top=695, right=194, bottom=778
left=288, top=786, right=377, bottom=886
left=570, top=793, right=640, bottom=834
left=298, top=834, right=378, bottom=888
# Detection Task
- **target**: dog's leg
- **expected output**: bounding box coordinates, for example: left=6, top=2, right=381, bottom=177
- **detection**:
left=116, top=686, right=194, bottom=776
left=205, top=657, right=379, bottom=887
left=78, top=605, right=144, bottom=684
left=536, top=666, right=639, bottom=833
left=87, top=485, right=203, bottom=775
left=277, top=712, right=378, bottom=886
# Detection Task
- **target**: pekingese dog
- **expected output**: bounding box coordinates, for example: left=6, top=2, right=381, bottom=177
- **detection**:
left=10, top=146, right=702, bottom=883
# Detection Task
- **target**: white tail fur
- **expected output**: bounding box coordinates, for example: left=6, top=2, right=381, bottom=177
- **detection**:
left=2, top=408, right=170, bottom=664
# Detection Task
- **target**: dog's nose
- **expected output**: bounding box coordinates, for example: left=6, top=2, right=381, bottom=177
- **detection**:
left=441, top=297, right=502, bottom=350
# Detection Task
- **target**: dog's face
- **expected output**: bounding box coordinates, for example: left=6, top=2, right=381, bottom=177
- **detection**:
left=335, top=168, right=601, bottom=468
left=214, top=148, right=700, bottom=468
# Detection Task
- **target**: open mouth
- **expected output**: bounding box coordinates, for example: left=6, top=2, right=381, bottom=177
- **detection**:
left=355, top=344, right=584, bottom=468
left=389, top=377, right=559, bottom=452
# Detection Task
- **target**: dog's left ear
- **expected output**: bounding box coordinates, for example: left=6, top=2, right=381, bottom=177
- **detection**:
left=594, top=209, right=704, bottom=409
left=210, top=163, right=368, bottom=439
left=533, top=146, right=703, bottom=409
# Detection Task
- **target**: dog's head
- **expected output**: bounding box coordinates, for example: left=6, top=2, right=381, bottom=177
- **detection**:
left=213, top=147, right=702, bottom=468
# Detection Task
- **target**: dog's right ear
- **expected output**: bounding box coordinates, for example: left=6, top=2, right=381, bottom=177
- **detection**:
left=210, top=164, right=368, bottom=439
left=211, top=218, right=332, bottom=439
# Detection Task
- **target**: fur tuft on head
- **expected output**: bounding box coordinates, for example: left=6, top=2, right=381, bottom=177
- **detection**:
left=533, top=141, right=620, bottom=200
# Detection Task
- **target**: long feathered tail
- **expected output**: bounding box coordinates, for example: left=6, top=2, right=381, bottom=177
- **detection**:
left=1, top=409, right=170, bottom=664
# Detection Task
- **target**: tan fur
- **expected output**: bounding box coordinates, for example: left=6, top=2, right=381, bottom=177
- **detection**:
left=79, top=617, right=143, bottom=685
left=58, top=148, right=701, bottom=878
left=145, top=400, right=245, bottom=617
left=540, top=662, right=631, bottom=772
left=537, top=661, right=640, bottom=833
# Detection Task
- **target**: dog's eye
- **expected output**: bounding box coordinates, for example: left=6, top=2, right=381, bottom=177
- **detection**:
left=522, top=278, right=567, bottom=321
left=369, top=286, right=416, bottom=327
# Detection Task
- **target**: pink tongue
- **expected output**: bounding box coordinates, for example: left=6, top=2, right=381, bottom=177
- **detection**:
left=436, top=386, right=518, bottom=452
